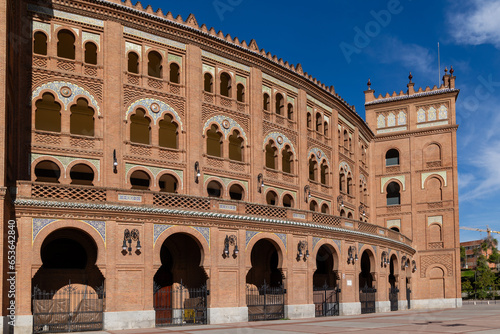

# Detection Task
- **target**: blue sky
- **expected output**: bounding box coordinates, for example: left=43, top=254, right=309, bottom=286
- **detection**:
left=141, top=0, right=500, bottom=242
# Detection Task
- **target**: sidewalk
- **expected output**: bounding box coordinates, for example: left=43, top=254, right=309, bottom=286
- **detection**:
left=76, top=304, right=500, bottom=334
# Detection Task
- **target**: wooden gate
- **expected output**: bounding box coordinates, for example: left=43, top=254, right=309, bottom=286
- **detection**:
left=247, top=282, right=285, bottom=321
left=313, top=284, right=340, bottom=317
left=32, top=283, right=105, bottom=333
left=359, top=284, right=376, bottom=314
left=153, top=282, right=208, bottom=327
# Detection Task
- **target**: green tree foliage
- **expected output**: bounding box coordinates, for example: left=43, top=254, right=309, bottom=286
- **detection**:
left=475, top=255, right=497, bottom=299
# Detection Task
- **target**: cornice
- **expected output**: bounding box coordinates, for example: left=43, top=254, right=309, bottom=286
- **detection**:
left=374, top=125, right=458, bottom=141
left=14, top=197, right=415, bottom=252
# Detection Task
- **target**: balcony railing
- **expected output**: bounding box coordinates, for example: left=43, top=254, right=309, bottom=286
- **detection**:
left=16, top=181, right=413, bottom=247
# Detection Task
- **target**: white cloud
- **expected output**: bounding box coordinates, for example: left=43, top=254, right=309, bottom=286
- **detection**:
left=448, top=0, right=500, bottom=48
left=460, top=140, right=500, bottom=201
left=367, top=37, right=435, bottom=76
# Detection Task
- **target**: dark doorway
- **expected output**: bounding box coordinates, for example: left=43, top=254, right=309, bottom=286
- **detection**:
left=313, top=245, right=340, bottom=317
left=359, top=251, right=376, bottom=314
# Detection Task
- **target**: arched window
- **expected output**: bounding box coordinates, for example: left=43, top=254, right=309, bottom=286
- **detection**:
left=343, top=130, right=349, bottom=148
left=390, top=227, right=400, bottom=233
left=57, top=30, right=75, bottom=60
left=34, top=31, right=47, bottom=55
left=130, top=108, right=151, bottom=145
left=340, top=209, right=346, bottom=217
left=309, top=200, right=318, bottom=212
left=426, top=177, right=443, bottom=202
left=275, top=93, right=284, bottom=115
left=263, top=93, right=270, bottom=111
left=386, top=149, right=399, bottom=166
left=207, top=180, right=223, bottom=198
left=265, top=141, right=277, bottom=169
left=204, top=73, right=213, bottom=93
left=159, top=114, right=178, bottom=149
left=70, top=164, right=94, bottom=186
left=386, top=182, right=401, bottom=205
left=229, top=184, right=244, bottom=200
left=35, top=93, right=61, bottom=132
left=282, top=145, right=293, bottom=174
left=236, top=84, right=245, bottom=102
left=309, top=157, right=317, bottom=181
left=360, top=183, right=368, bottom=204
left=220, top=72, right=231, bottom=97
left=206, top=125, right=222, bottom=157
left=130, top=170, right=151, bottom=190
left=266, top=190, right=278, bottom=206
left=34, top=161, right=61, bottom=183
left=283, top=194, right=294, bottom=208
left=128, top=52, right=139, bottom=74
left=347, top=212, right=353, bottom=219
left=148, top=51, right=163, bottom=78
left=228, top=130, right=244, bottom=161
left=316, top=113, right=322, bottom=132
left=287, top=103, right=293, bottom=120
left=84, top=42, right=97, bottom=65
left=361, top=145, right=366, bottom=164
left=70, top=98, right=94, bottom=136
left=347, top=176, right=352, bottom=195
left=320, top=161, right=328, bottom=185
left=321, top=203, right=329, bottom=214
left=324, top=121, right=329, bottom=137
left=159, top=174, right=178, bottom=193
left=169, top=63, right=180, bottom=83
left=307, top=112, right=312, bottom=128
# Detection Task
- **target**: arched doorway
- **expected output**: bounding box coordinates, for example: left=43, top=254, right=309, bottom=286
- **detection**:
left=359, top=250, right=376, bottom=314
left=153, top=233, right=208, bottom=326
left=389, top=255, right=399, bottom=311
left=313, top=245, right=340, bottom=317
left=246, top=239, right=285, bottom=321
left=32, top=228, right=105, bottom=332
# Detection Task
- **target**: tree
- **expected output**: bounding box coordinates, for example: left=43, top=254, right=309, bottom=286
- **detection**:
left=475, top=255, right=496, bottom=299
left=460, top=246, right=466, bottom=268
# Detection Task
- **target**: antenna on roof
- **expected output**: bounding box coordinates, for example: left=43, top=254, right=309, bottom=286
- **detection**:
left=438, top=42, right=441, bottom=86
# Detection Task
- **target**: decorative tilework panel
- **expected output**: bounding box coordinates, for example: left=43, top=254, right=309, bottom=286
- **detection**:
left=339, top=161, right=352, bottom=174
left=246, top=231, right=260, bottom=248
left=126, top=98, right=183, bottom=128
left=235, top=75, right=246, bottom=85
left=274, top=233, right=287, bottom=250
left=263, top=73, right=298, bottom=93
left=312, top=237, right=322, bottom=250
left=168, top=54, right=182, bottom=66
left=82, top=32, right=100, bottom=50
left=358, top=243, right=364, bottom=252
left=417, top=108, right=426, bottom=123
left=202, top=64, right=215, bottom=76
left=438, top=105, right=448, bottom=119
left=263, top=132, right=296, bottom=155
left=262, top=85, right=271, bottom=94
left=32, top=218, right=57, bottom=242
left=387, top=113, right=396, bottom=127
left=333, top=239, right=341, bottom=251
left=32, top=81, right=101, bottom=115
left=308, top=147, right=330, bottom=166
left=203, top=174, right=248, bottom=190
left=203, top=115, right=247, bottom=141
left=377, top=114, right=385, bottom=128
left=83, top=220, right=106, bottom=243
left=28, top=5, right=104, bottom=27
left=421, top=171, right=447, bottom=189
left=125, top=42, right=141, bottom=56
left=202, top=50, right=250, bottom=72
left=192, top=227, right=210, bottom=248
left=124, top=26, right=186, bottom=50
left=33, top=21, right=51, bottom=40
left=306, top=94, right=332, bottom=112
left=398, top=111, right=407, bottom=125
left=381, top=175, right=405, bottom=192
left=153, top=224, right=173, bottom=245
left=428, top=107, right=437, bottom=121
left=262, top=186, right=296, bottom=198
left=377, top=126, right=407, bottom=134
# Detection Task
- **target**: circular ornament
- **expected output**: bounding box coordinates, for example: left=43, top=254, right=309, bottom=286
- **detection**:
left=316, top=150, right=322, bottom=159
left=60, top=86, right=72, bottom=98
left=277, top=136, right=283, bottom=145
left=222, top=119, right=230, bottom=129
left=150, top=103, right=160, bottom=113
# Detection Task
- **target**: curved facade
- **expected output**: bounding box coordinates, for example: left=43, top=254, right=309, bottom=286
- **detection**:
left=1, top=0, right=460, bottom=332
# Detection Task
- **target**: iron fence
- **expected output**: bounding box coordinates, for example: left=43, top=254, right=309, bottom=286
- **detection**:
left=247, top=281, right=285, bottom=321
left=313, top=284, right=340, bottom=317
left=360, top=284, right=376, bottom=314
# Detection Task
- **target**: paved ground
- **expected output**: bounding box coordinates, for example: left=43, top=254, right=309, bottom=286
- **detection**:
left=79, top=304, right=500, bottom=334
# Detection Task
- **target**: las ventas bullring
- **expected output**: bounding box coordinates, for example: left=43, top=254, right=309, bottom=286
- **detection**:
left=0, top=0, right=461, bottom=333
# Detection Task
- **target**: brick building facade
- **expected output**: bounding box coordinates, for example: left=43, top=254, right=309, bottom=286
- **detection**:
left=0, top=0, right=461, bottom=333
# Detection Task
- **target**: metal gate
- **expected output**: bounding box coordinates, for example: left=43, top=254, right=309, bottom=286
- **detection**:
left=313, top=284, right=340, bottom=317
left=247, top=281, right=285, bottom=321
left=389, top=287, right=399, bottom=311
left=406, top=288, right=411, bottom=309
left=32, top=283, right=105, bottom=333
left=153, top=282, right=208, bottom=327
left=359, top=284, right=376, bottom=314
